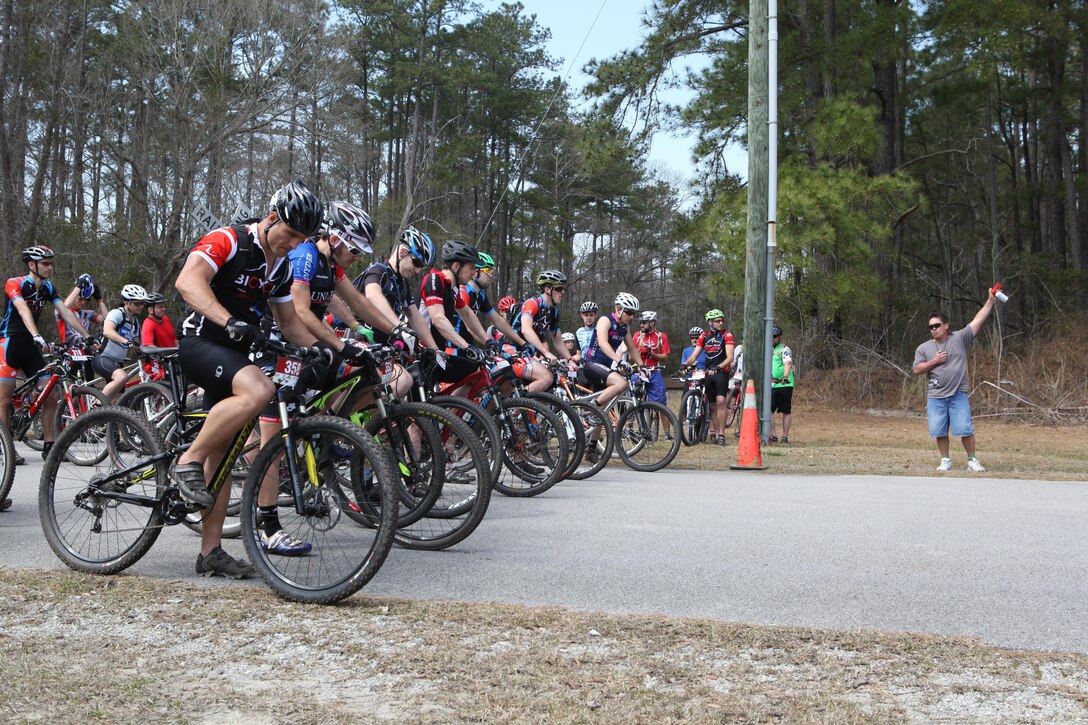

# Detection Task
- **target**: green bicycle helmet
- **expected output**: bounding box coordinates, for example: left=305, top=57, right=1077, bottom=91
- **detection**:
left=476, top=251, right=495, bottom=269
left=705, top=308, right=725, bottom=322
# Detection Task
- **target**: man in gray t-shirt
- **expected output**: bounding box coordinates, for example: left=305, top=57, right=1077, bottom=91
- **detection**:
left=911, top=289, right=996, bottom=473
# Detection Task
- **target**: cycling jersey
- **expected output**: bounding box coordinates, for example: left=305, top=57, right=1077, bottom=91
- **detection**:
left=585, top=313, right=627, bottom=366
left=459, top=281, right=494, bottom=316
left=179, top=223, right=293, bottom=349
left=356, top=261, right=416, bottom=345
left=56, top=307, right=102, bottom=345
left=141, top=314, right=176, bottom=380
left=262, top=241, right=346, bottom=340
left=99, top=308, right=140, bottom=362
left=632, top=329, right=670, bottom=368
left=420, top=269, right=468, bottom=352
left=1, top=276, right=60, bottom=340
left=575, top=326, right=594, bottom=354
left=513, top=294, right=560, bottom=341
left=696, top=328, right=735, bottom=368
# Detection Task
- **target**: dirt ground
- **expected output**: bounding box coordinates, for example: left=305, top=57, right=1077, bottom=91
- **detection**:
left=2, top=570, right=1088, bottom=724
left=666, top=402, right=1088, bottom=481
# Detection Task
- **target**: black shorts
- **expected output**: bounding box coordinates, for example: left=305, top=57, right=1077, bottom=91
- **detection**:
left=178, top=336, right=257, bottom=408
left=771, top=386, right=793, bottom=414
left=431, top=354, right=483, bottom=386
left=705, top=369, right=731, bottom=400
left=91, top=354, right=125, bottom=379
left=0, top=336, right=47, bottom=381
left=582, top=361, right=613, bottom=391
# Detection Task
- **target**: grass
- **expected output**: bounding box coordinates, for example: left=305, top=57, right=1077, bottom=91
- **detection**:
left=2, top=569, right=1087, bottom=723
left=660, top=397, right=1088, bottom=481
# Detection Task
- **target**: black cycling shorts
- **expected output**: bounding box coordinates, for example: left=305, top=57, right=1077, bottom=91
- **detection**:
left=0, top=337, right=47, bottom=381
left=91, top=354, right=125, bottom=379
left=178, top=335, right=256, bottom=409
left=582, top=361, right=614, bottom=391
left=705, top=369, right=731, bottom=400
left=771, top=385, right=793, bottom=414
left=431, top=354, right=483, bottom=386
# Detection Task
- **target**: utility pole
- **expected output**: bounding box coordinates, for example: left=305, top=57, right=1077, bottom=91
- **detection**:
left=743, top=0, right=770, bottom=438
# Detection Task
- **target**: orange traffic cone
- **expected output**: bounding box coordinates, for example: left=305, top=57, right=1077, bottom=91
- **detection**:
left=730, top=379, right=767, bottom=470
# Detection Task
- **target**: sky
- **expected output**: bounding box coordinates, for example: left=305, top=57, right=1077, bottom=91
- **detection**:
left=481, top=0, right=733, bottom=187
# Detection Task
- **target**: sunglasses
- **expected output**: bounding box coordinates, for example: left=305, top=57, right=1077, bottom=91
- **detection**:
left=330, top=232, right=369, bottom=257
left=928, top=322, right=943, bottom=330
left=551, top=286, right=566, bottom=293
left=477, top=267, right=494, bottom=275
left=408, top=254, right=426, bottom=268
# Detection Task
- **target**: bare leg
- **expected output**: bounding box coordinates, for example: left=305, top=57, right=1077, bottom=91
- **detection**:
left=962, top=434, right=976, bottom=457
left=936, top=435, right=950, bottom=457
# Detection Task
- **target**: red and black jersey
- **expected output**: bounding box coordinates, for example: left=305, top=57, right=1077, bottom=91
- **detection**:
left=180, top=224, right=293, bottom=349
left=1, top=276, right=61, bottom=340
left=420, top=268, right=468, bottom=351
left=697, top=329, right=735, bottom=368
left=513, top=294, right=560, bottom=340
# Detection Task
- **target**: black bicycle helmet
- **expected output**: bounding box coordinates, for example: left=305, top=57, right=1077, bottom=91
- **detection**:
left=270, top=178, right=323, bottom=236
left=325, top=201, right=375, bottom=253
left=772, top=324, right=783, bottom=337
left=145, top=292, right=167, bottom=305
left=22, top=246, right=56, bottom=263
left=441, top=239, right=480, bottom=265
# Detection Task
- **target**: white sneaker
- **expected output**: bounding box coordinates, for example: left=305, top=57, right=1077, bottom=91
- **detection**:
left=936, top=457, right=952, bottom=471
left=966, top=457, right=986, bottom=473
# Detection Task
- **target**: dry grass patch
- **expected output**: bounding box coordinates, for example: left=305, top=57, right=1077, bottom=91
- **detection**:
left=663, top=403, right=1088, bottom=480
left=2, top=569, right=1088, bottom=723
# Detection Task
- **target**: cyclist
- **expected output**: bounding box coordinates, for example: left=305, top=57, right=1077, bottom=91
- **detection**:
left=173, top=178, right=326, bottom=579
left=488, top=295, right=519, bottom=342
left=575, top=301, right=598, bottom=355
left=0, top=246, right=91, bottom=475
left=681, top=309, right=735, bottom=445
left=56, top=274, right=108, bottom=346
left=632, top=310, right=672, bottom=440
left=515, top=270, right=575, bottom=371
left=561, top=331, right=581, bottom=363
left=421, top=240, right=487, bottom=385
left=356, top=226, right=438, bottom=398
left=583, top=293, right=640, bottom=408
left=93, top=283, right=148, bottom=402
left=140, top=292, right=176, bottom=381
left=680, top=327, right=707, bottom=370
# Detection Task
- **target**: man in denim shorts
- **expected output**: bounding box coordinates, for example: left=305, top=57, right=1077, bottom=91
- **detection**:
left=912, top=289, right=996, bottom=472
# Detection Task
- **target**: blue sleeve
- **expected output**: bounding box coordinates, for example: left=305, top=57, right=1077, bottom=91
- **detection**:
left=289, top=242, right=318, bottom=284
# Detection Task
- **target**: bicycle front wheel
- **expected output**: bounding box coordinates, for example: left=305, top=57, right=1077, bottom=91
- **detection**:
left=615, top=401, right=681, bottom=472
left=39, top=406, right=167, bottom=574
left=240, top=415, right=397, bottom=604
left=568, top=401, right=614, bottom=481
left=679, top=390, right=705, bottom=447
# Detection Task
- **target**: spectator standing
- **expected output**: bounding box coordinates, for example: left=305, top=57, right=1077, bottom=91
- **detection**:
left=768, top=325, right=794, bottom=444
left=911, top=291, right=997, bottom=472
left=140, top=292, right=175, bottom=380
left=680, top=327, right=707, bottom=370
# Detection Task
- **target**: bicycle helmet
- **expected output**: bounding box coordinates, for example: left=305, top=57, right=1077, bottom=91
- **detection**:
left=121, top=284, right=149, bottom=302
left=145, top=292, right=167, bottom=305
left=441, top=239, right=480, bottom=265
left=614, top=292, right=639, bottom=312
left=22, top=246, right=56, bottom=263
left=497, top=296, right=518, bottom=313
left=579, top=301, right=599, bottom=313
left=688, top=326, right=704, bottom=337
left=561, top=332, right=576, bottom=343
left=536, top=269, right=568, bottom=287
left=325, top=201, right=375, bottom=253
left=705, top=308, right=725, bottom=321
left=772, top=324, right=783, bottom=337
left=270, top=178, right=324, bottom=236
left=400, top=226, right=435, bottom=267
left=640, top=310, right=657, bottom=322
left=475, top=251, right=496, bottom=270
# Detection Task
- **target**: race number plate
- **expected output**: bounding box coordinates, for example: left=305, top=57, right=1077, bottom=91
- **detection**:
left=272, top=356, right=302, bottom=387
left=380, top=356, right=395, bottom=383
left=692, top=369, right=706, bottom=381
left=69, top=351, right=89, bottom=362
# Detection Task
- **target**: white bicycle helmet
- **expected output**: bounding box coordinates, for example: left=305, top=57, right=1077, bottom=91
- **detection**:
left=561, top=332, right=576, bottom=343
left=614, top=292, right=639, bottom=312
left=121, top=284, right=149, bottom=302
left=639, top=310, right=657, bottom=322
left=579, top=301, right=599, bottom=313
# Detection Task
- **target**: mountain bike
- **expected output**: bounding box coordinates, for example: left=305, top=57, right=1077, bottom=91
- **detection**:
left=39, top=338, right=398, bottom=604
left=677, top=369, right=710, bottom=446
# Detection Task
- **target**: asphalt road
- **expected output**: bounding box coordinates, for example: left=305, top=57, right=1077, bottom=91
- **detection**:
left=3, top=442, right=1086, bottom=654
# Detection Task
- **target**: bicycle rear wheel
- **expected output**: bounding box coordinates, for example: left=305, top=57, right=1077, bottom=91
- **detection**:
left=520, top=391, right=585, bottom=481
left=39, top=407, right=167, bottom=574
left=568, top=402, right=614, bottom=480
left=615, top=401, right=681, bottom=472
left=724, top=385, right=742, bottom=428
left=429, top=395, right=502, bottom=488
left=493, top=397, right=569, bottom=497
left=240, top=415, right=397, bottom=604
